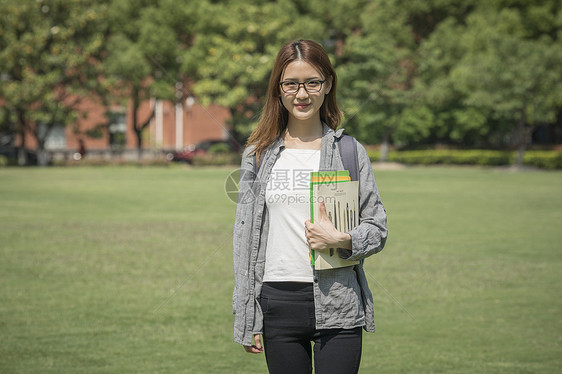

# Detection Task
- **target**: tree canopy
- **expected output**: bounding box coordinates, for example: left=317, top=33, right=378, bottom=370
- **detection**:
left=0, top=0, right=110, bottom=165
left=1, top=0, right=560, bottom=164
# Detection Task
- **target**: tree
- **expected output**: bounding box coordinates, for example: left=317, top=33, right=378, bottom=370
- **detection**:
left=336, top=1, right=413, bottom=159
left=336, top=0, right=480, bottom=158
left=306, top=0, right=372, bottom=58
left=417, top=0, right=562, bottom=158
left=416, top=16, right=496, bottom=147
left=181, top=0, right=325, bottom=144
left=450, top=9, right=562, bottom=166
left=0, top=0, right=109, bottom=166
left=338, top=32, right=412, bottom=160
left=104, top=0, right=198, bottom=157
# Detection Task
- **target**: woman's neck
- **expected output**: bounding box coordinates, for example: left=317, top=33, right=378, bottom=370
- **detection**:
left=283, top=121, right=323, bottom=149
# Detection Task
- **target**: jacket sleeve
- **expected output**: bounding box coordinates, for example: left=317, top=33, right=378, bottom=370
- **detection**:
left=340, top=141, right=388, bottom=261
left=232, top=146, right=256, bottom=315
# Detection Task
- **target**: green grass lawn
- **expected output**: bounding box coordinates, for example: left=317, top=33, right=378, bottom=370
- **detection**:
left=1, top=165, right=561, bottom=373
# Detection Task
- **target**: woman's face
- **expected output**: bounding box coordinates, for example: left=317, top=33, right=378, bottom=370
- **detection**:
left=280, top=60, right=331, bottom=124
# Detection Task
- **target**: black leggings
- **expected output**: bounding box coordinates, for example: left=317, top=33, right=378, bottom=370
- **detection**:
left=259, top=282, right=363, bottom=374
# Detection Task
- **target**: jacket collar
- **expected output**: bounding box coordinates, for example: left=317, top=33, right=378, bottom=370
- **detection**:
left=323, top=123, right=345, bottom=139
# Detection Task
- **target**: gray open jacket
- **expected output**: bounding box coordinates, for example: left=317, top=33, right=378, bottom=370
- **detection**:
left=233, top=124, right=388, bottom=346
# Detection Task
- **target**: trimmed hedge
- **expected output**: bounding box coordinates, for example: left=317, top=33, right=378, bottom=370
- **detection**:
left=191, top=152, right=242, bottom=166
left=523, top=151, right=562, bottom=170
left=367, top=149, right=562, bottom=169
left=51, top=157, right=171, bottom=167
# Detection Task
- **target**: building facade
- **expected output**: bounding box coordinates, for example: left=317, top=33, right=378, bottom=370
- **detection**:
left=17, top=96, right=232, bottom=161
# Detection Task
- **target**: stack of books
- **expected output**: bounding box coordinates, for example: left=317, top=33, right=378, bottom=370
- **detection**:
left=310, top=171, right=360, bottom=270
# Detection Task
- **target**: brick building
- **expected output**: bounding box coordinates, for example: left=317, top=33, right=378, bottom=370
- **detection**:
left=16, top=96, right=232, bottom=161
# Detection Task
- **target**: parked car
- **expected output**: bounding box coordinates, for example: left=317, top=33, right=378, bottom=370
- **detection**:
left=0, top=146, right=37, bottom=166
left=168, top=139, right=241, bottom=163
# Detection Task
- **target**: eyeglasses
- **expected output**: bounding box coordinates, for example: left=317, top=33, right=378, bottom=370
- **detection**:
left=279, top=80, right=326, bottom=94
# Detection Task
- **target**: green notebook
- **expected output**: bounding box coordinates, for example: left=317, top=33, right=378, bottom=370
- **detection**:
left=309, top=171, right=360, bottom=270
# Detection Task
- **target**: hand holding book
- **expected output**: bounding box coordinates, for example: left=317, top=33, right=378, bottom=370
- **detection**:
left=304, top=201, right=352, bottom=252
left=309, top=171, right=360, bottom=270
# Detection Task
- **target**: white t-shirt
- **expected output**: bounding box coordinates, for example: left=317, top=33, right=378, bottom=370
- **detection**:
left=263, top=148, right=321, bottom=283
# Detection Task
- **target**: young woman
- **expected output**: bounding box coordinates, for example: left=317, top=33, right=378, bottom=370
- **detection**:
left=233, top=39, right=388, bottom=374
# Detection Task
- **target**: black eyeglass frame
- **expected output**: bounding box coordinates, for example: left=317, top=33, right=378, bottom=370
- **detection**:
left=279, top=80, right=327, bottom=94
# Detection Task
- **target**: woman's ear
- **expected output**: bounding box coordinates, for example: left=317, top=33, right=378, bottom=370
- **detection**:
left=324, top=77, right=333, bottom=95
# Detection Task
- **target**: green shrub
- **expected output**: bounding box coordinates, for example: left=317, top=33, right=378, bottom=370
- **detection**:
left=366, top=149, right=561, bottom=169
left=366, top=149, right=379, bottom=162
left=523, top=151, right=562, bottom=170
left=191, top=152, right=242, bottom=166
left=51, top=157, right=171, bottom=167
left=208, top=143, right=231, bottom=155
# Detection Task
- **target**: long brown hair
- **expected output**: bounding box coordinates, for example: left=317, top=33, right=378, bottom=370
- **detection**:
left=246, top=40, right=342, bottom=166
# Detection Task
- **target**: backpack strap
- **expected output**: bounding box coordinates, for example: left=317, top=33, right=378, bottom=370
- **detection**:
left=337, top=134, right=361, bottom=263
left=338, top=134, right=359, bottom=182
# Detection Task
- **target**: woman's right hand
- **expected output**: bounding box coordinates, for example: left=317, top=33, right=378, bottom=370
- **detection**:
left=244, top=334, right=263, bottom=354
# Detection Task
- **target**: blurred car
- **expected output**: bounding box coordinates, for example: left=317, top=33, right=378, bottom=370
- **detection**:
left=0, top=146, right=37, bottom=165
left=168, top=139, right=241, bottom=163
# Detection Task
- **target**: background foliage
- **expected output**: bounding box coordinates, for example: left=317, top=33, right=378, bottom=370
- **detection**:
left=1, top=0, right=561, bottom=165
left=0, top=0, right=110, bottom=165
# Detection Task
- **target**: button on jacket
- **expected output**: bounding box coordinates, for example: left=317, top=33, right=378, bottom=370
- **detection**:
left=233, top=124, right=388, bottom=346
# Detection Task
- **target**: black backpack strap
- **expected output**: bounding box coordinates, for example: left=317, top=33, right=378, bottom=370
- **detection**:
left=337, top=134, right=361, bottom=263
left=338, top=134, right=359, bottom=182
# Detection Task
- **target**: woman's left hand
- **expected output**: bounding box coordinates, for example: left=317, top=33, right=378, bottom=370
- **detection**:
left=305, top=201, right=352, bottom=251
